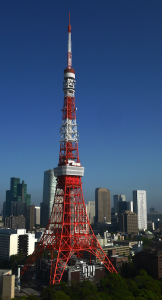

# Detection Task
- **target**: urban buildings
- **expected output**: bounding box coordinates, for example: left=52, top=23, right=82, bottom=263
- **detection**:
left=0, top=228, right=37, bottom=260
left=150, top=207, right=158, bottom=213
left=40, top=169, right=57, bottom=227
left=86, top=201, right=95, bottom=224
left=133, top=190, right=147, bottom=230
left=132, top=249, right=162, bottom=279
left=3, top=178, right=31, bottom=218
left=4, top=216, right=25, bottom=229
left=95, top=188, right=111, bottom=225
left=0, top=270, right=15, bottom=300
left=118, top=210, right=138, bottom=234
left=35, top=207, right=40, bottom=226
left=11, top=201, right=26, bottom=217
left=113, top=195, right=126, bottom=214
left=147, top=213, right=162, bottom=222
left=118, top=201, right=133, bottom=214
left=26, top=204, right=35, bottom=231
left=36, top=257, right=106, bottom=284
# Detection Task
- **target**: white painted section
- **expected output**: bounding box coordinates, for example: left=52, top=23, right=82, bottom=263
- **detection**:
left=63, top=78, right=76, bottom=92
left=68, top=32, right=71, bottom=53
left=60, top=118, right=79, bottom=142
left=54, top=165, right=84, bottom=177
left=68, top=160, right=81, bottom=166
left=64, top=72, right=75, bottom=79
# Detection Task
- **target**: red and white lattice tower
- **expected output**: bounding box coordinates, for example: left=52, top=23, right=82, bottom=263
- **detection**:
left=21, top=13, right=117, bottom=285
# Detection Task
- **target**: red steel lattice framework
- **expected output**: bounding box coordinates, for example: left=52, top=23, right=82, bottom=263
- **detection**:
left=21, top=13, right=117, bottom=285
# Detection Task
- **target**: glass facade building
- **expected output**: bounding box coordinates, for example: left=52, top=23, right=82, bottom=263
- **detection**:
left=40, top=169, right=57, bottom=227
left=3, top=177, right=31, bottom=218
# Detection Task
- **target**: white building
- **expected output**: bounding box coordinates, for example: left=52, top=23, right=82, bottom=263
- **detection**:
left=41, top=169, right=57, bottom=227
left=86, top=201, right=95, bottom=224
left=133, top=190, right=147, bottom=230
left=35, top=207, right=40, bottom=225
left=0, top=228, right=37, bottom=260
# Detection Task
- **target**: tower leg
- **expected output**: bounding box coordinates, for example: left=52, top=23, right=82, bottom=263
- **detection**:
left=50, top=250, right=74, bottom=285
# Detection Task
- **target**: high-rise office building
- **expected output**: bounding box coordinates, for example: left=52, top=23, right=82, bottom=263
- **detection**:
left=86, top=201, right=95, bottom=224
left=26, top=205, right=35, bottom=231
left=118, top=201, right=133, bottom=214
left=95, top=188, right=111, bottom=224
left=118, top=210, right=138, bottom=234
left=40, top=170, right=57, bottom=227
left=113, top=194, right=126, bottom=214
left=35, top=207, right=40, bottom=226
left=3, top=178, right=31, bottom=218
left=11, top=201, right=26, bottom=217
left=133, top=190, right=147, bottom=230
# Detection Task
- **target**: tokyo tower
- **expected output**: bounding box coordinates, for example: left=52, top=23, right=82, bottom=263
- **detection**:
left=21, top=13, right=117, bottom=285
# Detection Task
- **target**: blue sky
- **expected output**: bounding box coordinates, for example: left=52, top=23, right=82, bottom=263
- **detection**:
left=0, top=0, right=162, bottom=212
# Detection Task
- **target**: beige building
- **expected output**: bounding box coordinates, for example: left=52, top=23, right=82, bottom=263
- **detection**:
left=95, top=188, right=111, bottom=224
left=0, top=270, right=15, bottom=300
left=118, top=210, right=138, bottom=234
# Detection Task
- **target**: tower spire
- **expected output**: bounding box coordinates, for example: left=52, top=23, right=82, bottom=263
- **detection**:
left=67, top=12, right=72, bottom=69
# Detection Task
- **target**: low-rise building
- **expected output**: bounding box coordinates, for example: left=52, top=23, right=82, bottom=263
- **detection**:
left=0, top=270, right=15, bottom=300
left=36, top=257, right=105, bottom=284
left=132, top=249, right=162, bottom=279
left=109, top=255, right=128, bottom=273
left=0, top=228, right=37, bottom=259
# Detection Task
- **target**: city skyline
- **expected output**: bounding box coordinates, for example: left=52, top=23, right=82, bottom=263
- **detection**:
left=0, top=1, right=162, bottom=211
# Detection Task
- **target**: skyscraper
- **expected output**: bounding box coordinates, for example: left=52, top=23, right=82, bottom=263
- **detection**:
left=86, top=201, right=95, bottom=224
left=118, top=201, right=133, bottom=214
left=35, top=207, right=40, bottom=226
left=95, top=188, right=111, bottom=224
left=3, top=178, right=31, bottom=218
left=113, top=194, right=126, bottom=214
left=133, top=190, right=147, bottom=230
left=26, top=204, right=35, bottom=231
left=40, top=169, right=57, bottom=227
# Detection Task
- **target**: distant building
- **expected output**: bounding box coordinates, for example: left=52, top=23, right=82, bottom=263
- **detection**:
left=3, top=178, right=31, bottom=218
left=150, top=207, right=158, bottom=213
left=4, top=216, right=25, bottom=229
left=86, top=201, right=95, bottom=224
left=133, top=190, right=147, bottom=230
left=147, top=213, right=162, bottom=222
left=118, top=201, right=133, bottom=214
left=35, top=207, right=40, bottom=226
left=26, top=205, right=35, bottom=231
left=95, top=188, right=111, bottom=225
left=113, top=195, right=126, bottom=214
left=40, top=170, right=57, bottom=227
left=11, top=201, right=26, bottom=217
left=118, top=210, right=138, bottom=234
